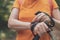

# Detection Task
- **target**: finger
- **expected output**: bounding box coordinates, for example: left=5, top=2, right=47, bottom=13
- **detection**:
left=40, top=14, right=49, bottom=22
left=43, top=22, right=49, bottom=31
left=41, top=23, right=47, bottom=33
left=40, top=15, right=47, bottom=22
left=34, top=26, right=38, bottom=35
left=43, top=23, right=51, bottom=32
left=37, top=26, right=41, bottom=36
left=39, top=23, right=46, bottom=35
left=36, top=27, right=42, bottom=37
left=36, top=23, right=44, bottom=36
left=37, top=30, right=42, bottom=37
left=32, top=14, right=41, bottom=22
left=36, top=13, right=45, bottom=22
left=34, top=24, right=41, bottom=35
left=34, top=31, right=37, bottom=35
left=32, top=13, right=45, bottom=22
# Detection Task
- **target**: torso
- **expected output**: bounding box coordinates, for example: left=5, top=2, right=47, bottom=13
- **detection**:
left=17, top=0, right=51, bottom=40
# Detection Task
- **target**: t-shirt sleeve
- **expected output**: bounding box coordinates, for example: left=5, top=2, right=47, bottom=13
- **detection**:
left=12, top=0, right=20, bottom=9
left=52, top=0, right=59, bottom=9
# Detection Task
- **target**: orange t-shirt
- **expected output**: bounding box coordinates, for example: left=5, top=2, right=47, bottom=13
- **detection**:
left=12, top=0, right=58, bottom=40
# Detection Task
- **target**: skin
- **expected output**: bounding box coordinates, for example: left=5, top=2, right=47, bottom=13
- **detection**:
left=8, top=8, right=60, bottom=36
left=8, top=7, right=60, bottom=37
left=33, top=8, right=60, bottom=36
left=8, top=8, right=31, bottom=31
left=8, top=8, right=49, bottom=36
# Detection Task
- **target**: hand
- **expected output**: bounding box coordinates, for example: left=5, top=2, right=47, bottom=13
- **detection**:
left=32, top=12, right=50, bottom=22
left=33, top=22, right=49, bottom=36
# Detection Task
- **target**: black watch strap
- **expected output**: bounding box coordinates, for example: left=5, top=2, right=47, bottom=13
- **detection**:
left=31, top=22, right=38, bottom=33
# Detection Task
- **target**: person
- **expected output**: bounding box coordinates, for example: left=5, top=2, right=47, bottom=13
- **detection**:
left=8, top=0, right=60, bottom=40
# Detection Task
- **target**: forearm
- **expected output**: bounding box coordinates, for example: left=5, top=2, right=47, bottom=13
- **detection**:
left=8, top=19, right=31, bottom=31
left=53, top=18, right=60, bottom=30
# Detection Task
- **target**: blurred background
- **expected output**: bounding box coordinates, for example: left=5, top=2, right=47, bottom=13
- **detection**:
left=0, top=0, right=60, bottom=40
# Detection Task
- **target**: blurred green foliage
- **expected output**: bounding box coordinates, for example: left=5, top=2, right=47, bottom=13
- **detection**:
left=0, top=0, right=16, bottom=40
left=0, top=0, right=14, bottom=31
left=56, top=0, right=60, bottom=9
left=0, top=0, right=60, bottom=40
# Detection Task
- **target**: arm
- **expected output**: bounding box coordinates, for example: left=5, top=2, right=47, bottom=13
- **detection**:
left=32, top=9, right=60, bottom=30
left=51, top=0, right=60, bottom=30
left=8, top=8, right=31, bottom=31
left=52, top=8, right=60, bottom=30
left=32, top=0, right=60, bottom=30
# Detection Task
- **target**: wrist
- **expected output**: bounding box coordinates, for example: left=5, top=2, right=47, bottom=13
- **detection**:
left=27, top=22, right=31, bottom=30
left=31, top=22, right=38, bottom=32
